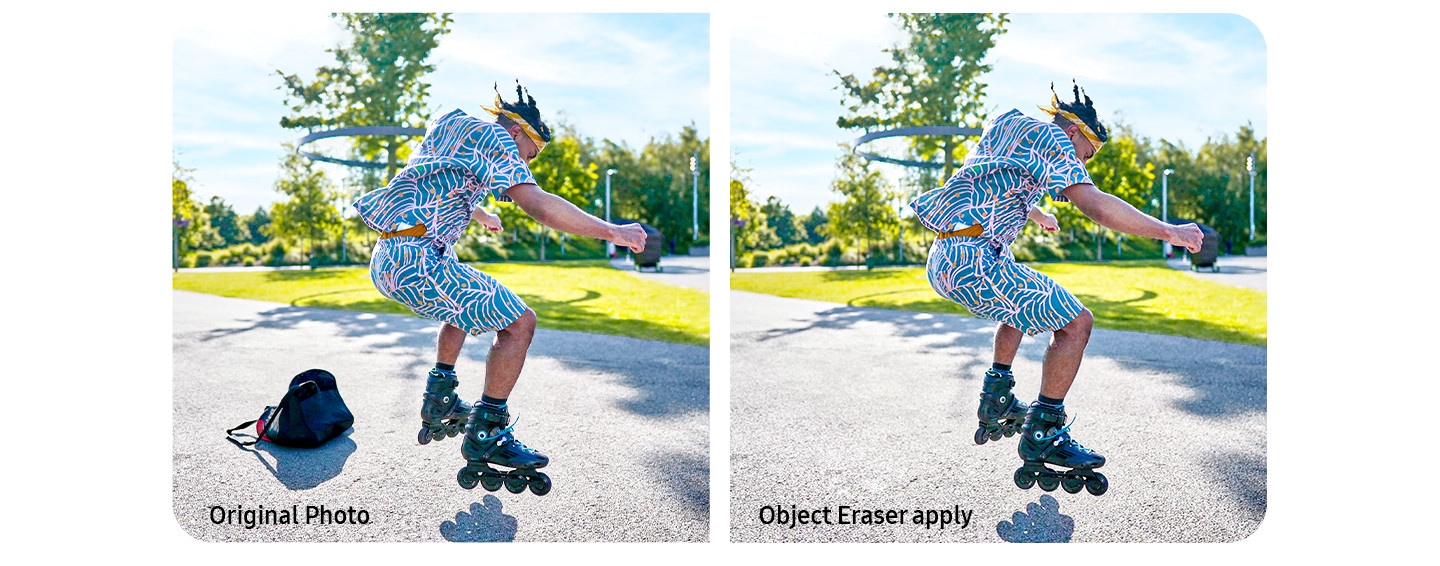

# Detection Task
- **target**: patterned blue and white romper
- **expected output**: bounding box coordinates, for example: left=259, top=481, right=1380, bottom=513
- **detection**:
left=910, top=109, right=1093, bottom=336
left=354, top=109, right=533, bottom=336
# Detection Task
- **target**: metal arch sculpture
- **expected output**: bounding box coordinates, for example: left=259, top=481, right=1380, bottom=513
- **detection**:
left=295, top=126, right=427, bottom=169
left=851, top=126, right=982, bottom=169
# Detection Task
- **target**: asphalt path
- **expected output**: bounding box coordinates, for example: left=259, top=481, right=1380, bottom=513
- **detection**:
left=610, top=254, right=711, bottom=291
left=1167, top=254, right=1268, bottom=292
left=730, top=290, right=1266, bottom=543
left=173, top=290, right=708, bottom=542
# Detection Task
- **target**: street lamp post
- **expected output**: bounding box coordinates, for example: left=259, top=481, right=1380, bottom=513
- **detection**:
left=1247, top=153, right=1256, bottom=240
left=605, top=168, right=617, bottom=258
left=1162, top=168, right=1174, bottom=258
left=690, top=154, right=699, bottom=243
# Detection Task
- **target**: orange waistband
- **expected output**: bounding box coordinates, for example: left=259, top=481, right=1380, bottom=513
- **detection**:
left=380, top=223, right=427, bottom=239
left=936, top=224, right=983, bottom=240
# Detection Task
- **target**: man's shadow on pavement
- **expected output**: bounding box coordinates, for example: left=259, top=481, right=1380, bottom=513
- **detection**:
left=997, top=495, right=1075, bottom=543
left=228, top=429, right=357, bottom=490
left=441, top=495, right=519, bottom=542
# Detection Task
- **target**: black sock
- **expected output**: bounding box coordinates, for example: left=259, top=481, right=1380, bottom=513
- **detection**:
left=480, top=394, right=507, bottom=408
left=992, top=362, right=1012, bottom=372
left=1036, top=394, right=1064, bottom=408
left=435, top=362, right=456, bottom=372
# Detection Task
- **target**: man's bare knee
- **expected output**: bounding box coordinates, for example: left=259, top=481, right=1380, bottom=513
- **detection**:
left=1057, top=309, right=1093, bottom=343
left=501, top=309, right=537, bottom=342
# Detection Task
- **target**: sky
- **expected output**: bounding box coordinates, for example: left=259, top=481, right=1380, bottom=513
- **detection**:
left=731, top=13, right=1267, bottom=214
left=173, top=12, right=710, bottom=214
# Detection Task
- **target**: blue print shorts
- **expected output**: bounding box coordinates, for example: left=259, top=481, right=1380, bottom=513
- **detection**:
left=369, top=237, right=529, bottom=335
left=925, top=237, right=1084, bottom=336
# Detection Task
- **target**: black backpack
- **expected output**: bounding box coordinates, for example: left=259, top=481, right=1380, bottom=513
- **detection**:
left=227, top=369, right=355, bottom=448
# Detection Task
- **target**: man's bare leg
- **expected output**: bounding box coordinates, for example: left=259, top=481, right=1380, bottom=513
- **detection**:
left=437, top=322, right=467, bottom=365
left=993, top=323, right=1023, bottom=366
left=1038, top=308, right=1093, bottom=399
left=483, top=308, right=537, bottom=399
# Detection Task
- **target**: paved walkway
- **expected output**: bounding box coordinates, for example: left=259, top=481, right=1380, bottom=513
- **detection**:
left=173, top=291, right=708, bottom=542
left=1166, top=254, right=1267, bottom=292
left=730, top=291, right=1266, bottom=543
left=610, top=254, right=710, bottom=291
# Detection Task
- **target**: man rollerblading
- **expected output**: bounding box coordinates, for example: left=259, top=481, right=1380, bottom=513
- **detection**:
left=353, top=82, right=647, bottom=495
left=912, top=82, right=1203, bottom=495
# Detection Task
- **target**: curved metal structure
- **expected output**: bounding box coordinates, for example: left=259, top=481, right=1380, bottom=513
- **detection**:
left=851, top=125, right=982, bottom=169
left=295, top=126, right=427, bottom=169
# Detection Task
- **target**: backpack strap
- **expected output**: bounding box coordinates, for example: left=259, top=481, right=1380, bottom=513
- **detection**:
left=226, top=419, right=261, bottom=447
left=226, top=405, right=277, bottom=447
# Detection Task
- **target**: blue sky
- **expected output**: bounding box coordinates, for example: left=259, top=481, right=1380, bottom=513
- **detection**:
left=732, top=13, right=1267, bottom=214
left=173, top=12, right=710, bottom=214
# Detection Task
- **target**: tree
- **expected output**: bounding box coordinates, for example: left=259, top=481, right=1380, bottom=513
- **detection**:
left=244, top=206, right=273, bottom=245
left=729, top=164, right=775, bottom=256
left=590, top=125, right=710, bottom=252
left=205, top=195, right=248, bottom=247
left=1151, top=124, right=1267, bottom=247
left=826, top=147, right=897, bottom=262
left=801, top=206, right=829, bottom=245
left=835, top=13, right=1009, bottom=180
left=172, top=159, right=212, bottom=259
left=277, top=13, right=453, bottom=183
left=271, top=143, right=343, bottom=265
left=761, top=196, right=804, bottom=247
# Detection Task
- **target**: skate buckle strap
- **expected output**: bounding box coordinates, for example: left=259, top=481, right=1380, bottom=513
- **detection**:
left=472, top=415, right=519, bottom=445
left=1033, top=414, right=1079, bottom=458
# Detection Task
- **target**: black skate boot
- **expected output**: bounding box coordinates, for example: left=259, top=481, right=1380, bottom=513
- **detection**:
left=456, top=404, right=551, bottom=496
left=975, top=368, right=1028, bottom=445
left=418, top=369, right=471, bottom=445
left=1013, top=403, right=1108, bottom=496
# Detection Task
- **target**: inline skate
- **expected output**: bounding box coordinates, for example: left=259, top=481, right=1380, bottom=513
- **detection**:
left=1013, top=403, right=1108, bottom=496
left=975, top=368, right=1028, bottom=445
left=418, top=369, right=471, bottom=445
left=456, top=404, right=551, bottom=496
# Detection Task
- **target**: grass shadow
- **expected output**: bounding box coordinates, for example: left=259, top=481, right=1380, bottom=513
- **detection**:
left=182, top=291, right=708, bottom=421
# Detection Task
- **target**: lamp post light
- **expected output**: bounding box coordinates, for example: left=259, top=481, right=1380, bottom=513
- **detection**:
left=605, top=168, right=617, bottom=258
left=1247, top=153, right=1256, bottom=240
left=690, top=154, right=700, bottom=243
left=1162, top=168, right=1174, bottom=258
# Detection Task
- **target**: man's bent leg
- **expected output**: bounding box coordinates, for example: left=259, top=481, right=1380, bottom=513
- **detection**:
left=483, top=308, right=537, bottom=399
left=993, top=323, right=1023, bottom=366
left=437, top=323, right=467, bottom=365
left=1039, top=308, right=1093, bottom=399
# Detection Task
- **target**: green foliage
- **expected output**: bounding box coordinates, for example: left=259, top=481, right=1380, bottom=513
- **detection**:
left=826, top=148, right=897, bottom=263
left=835, top=13, right=1009, bottom=179
left=270, top=143, right=343, bottom=264
left=594, top=124, right=710, bottom=249
left=729, top=164, right=777, bottom=254
left=277, top=13, right=452, bottom=181
left=172, top=159, right=216, bottom=258
left=205, top=196, right=249, bottom=247
left=244, top=206, right=273, bottom=245
left=801, top=206, right=829, bottom=245
left=761, top=196, right=805, bottom=247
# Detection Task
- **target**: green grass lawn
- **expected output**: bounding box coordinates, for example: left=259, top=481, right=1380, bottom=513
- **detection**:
left=731, top=260, right=1265, bottom=346
left=174, top=260, right=709, bottom=346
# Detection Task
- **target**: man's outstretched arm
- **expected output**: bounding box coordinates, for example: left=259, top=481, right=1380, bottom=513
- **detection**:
left=503, top=183, right=648, bottom=252
left=1061, top=183, right=1203, bottom=252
